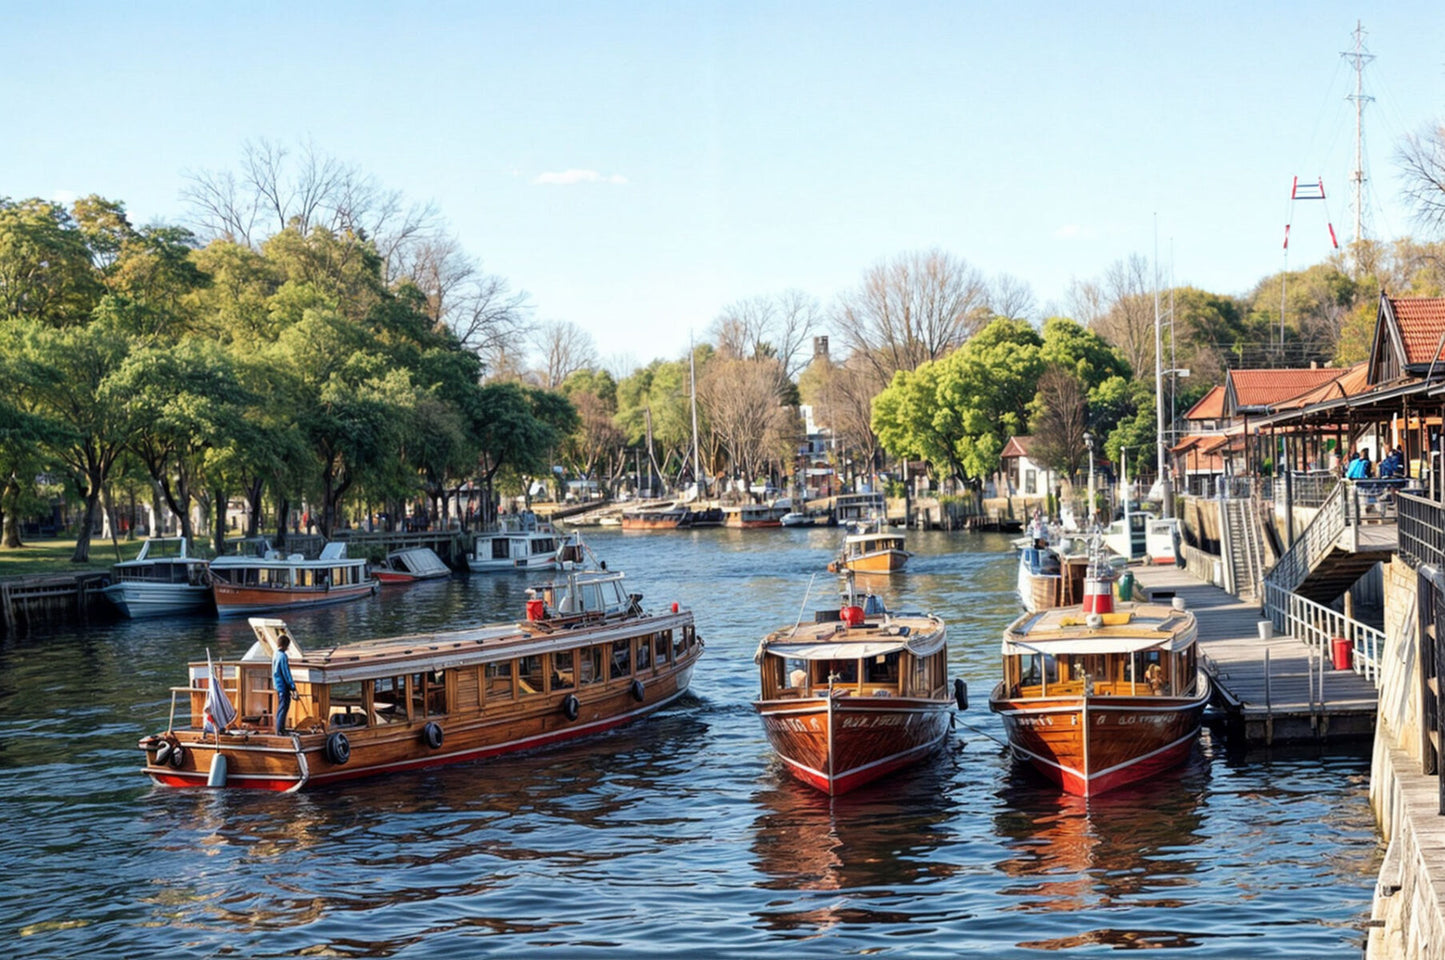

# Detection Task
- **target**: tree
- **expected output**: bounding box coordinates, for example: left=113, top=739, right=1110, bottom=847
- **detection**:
left=532, top=319, right=597, bottom=390
left=0, top=198, right=102, bottom=326
left=697, top=357, right=793, bottom=494
left=1090, top=254, right=1157, bottom=375
left=712, top=289, right=820, bottom=379
left=560, top=369, right=624, bottom=486
left=1399, top=120, right=1445, bottom=236
left=1028, top=367, right=1088, bottom=480
left=834, top=248, right=989, bottom=384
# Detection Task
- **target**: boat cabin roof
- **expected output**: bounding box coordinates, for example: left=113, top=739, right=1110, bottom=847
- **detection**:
left=1002, top=603, right=1196, bottom=656
left=757, top=612, right=944, bottom=662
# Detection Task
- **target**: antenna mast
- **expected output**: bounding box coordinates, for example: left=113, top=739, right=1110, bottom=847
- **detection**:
left=1342, top=20, right=1374, bottom=272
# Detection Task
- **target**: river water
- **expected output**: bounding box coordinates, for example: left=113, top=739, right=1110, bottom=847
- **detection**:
left=1, top=529, right=1379, bottom=958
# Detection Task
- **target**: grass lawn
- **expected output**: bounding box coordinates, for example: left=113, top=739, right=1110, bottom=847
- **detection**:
left=0, top=538, right=144, bottom=579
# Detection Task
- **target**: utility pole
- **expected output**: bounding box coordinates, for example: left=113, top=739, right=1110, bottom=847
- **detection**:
left=1342, top=20, right=1374, bottom=274
left=1154, top=216, right=1171, bottom=518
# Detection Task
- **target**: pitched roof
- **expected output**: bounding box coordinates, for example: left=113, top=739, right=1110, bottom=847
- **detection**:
left=1391, top=297, right=1445, bottom=366
left=1183, top=385, right=1225, bottom=421
left=1274, top=361, right=1371, bottom=409
left=1000, top=436, right=1033, bottom=459
left=1228, top=368, right=1344, bottom=411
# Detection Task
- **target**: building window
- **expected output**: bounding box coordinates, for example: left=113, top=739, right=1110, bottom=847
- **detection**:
left=1024, top=468, right=1037, bottom=495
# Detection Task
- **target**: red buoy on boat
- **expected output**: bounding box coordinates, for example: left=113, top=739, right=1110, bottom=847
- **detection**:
left=525, top=599, right=545, bottom=621
left=1081, top=576, right=1114, bottom=615
left=841, top=605, right=865, bottom=627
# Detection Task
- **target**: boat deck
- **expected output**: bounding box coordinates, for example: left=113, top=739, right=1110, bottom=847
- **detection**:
left=1129, top=564, right=1377, bottom=745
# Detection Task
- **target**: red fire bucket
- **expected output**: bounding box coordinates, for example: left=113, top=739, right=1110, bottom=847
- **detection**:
left=1331, top=637, right=1353, bottom=671
left=525, top=599, right=545, bottom=621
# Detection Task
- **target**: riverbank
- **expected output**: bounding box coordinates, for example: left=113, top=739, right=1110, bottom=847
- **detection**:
left=0, top=539, right=140, bottom=578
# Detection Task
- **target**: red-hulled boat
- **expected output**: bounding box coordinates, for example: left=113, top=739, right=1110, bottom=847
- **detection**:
left=989, top=563, right=1209, bottom=797
left=753, top=585, right=962, bottom=795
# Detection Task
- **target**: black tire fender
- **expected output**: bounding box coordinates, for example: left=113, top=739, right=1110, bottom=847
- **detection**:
left=423, top=721, right=444, bottom=749
left=167, top=743, right=186, bottom=768
left=629, top=678, right=645, bottom=702
left=154, top=740, right=173, bottom=766
left=326, top=731, right=351, bottom=765
left=954, top=678, right=969, bottom=711
left=561, top=694, right=580, bottom=721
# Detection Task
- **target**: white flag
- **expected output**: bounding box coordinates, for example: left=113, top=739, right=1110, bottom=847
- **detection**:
left=202, top=649, right=237, bottom=734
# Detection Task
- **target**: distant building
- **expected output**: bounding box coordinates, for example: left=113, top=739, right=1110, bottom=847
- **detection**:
left=1000, top=436, right=1059, bottom=498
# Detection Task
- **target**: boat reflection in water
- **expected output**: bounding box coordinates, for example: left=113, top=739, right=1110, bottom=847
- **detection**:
left=993, top=757, right=1210, bottom=950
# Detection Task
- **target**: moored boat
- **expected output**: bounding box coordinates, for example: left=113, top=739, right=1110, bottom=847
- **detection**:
left=139, top=555, right=703, bottom=791
left=827, top=520, right=910, bottom=574
left=102, top=537, right=212, bottom=618
left=372, top=547, right=452, bottom=584
left=753, top=585, right=961, bottom=795
left=989, top=564, right=1209, bottom=797
left=779, top=510, right=815, bottom=527
left=209, top=540, right=376, bottom=618
left=722, top=503, right=788, bottom=528
left=469, top=512, right=568, bottom=570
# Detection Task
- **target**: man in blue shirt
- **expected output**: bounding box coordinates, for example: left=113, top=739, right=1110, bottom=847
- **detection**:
left=1345, top=452, right=1368, bottom=480
left=272, top=635, right=298, bottom=735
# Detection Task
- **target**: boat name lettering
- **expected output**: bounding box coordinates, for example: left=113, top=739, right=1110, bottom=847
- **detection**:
left=839, top=715, right=906, bottom=729
left=1014, top=715, right=1053, bottom=727
left=766, top=717, right=821, bottom=732
left=1114, top=713, right=1172, bottom=726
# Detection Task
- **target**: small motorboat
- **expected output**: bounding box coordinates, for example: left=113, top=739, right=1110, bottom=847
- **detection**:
left=371, top=547, right=452, bottom=584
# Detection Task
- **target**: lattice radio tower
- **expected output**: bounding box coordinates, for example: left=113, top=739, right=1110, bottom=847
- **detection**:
left=1342, top=20, right=1374, bottom=272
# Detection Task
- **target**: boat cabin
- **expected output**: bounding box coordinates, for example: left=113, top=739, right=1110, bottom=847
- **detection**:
left=998, top=606, right=1199, bottom=701
left=112, top=537, right=208, bottom=586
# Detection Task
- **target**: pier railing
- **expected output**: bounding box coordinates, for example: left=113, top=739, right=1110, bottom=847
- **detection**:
left=1400, top=492, right=1445, bottom=571
left=1264, top=481, right=1345, bottom=595
left=1263, top=580, right=1383, bottom=688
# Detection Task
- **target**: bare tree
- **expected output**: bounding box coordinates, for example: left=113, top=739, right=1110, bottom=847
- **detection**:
left=798, top=349, right=883, bottom=483
left=697, top=357, right=793, bottom=491
left=711, top=289, right=820, bottom=378
left=833, top=248, right=988, bottom=383
left=407, top=234, right=531, bottom=365
left=1090, top=254, right=1157, bottom=373
left=532, top=319, right=598, bottom=389
left=1399, top=121, right=1445, bottom=236
left=987, top=272, right=1037, bottom=321
left=1028, top=367, right=1088, bottom=481
left=1065, top=278, right=1108, bottom=328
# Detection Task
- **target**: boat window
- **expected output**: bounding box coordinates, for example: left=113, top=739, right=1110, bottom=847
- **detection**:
left=579, top=646, right=605, bottom=686
left=668, top=630, right=682, bottom=659
left=1021, top=654, right=1042, bottom=686
left=610, top=639, right=632, bottom=679
left=486, top=661, right=514, bottom=700
left=518, top=655, right=545, bottom=696
left=653, top=632, right=669, bottom=664
left=411, top=671, right=447, bottom=716
left=864, top=652, right=900, bottom=685
left=784, top=658, right=807, bottom=689
left=373, top=676, right=407, bottom=722
left=329, top=681, right=365, bottom=727
left=491, top=539, right=509, bottom=560
left=636, top=636, right=652, bottom=672
left=551, top=651, right=575, bottom=690
left=826, top=659, right=858, bottom=684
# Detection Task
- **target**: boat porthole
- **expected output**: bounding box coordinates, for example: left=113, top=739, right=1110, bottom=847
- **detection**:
left=423, top=722, right=444, bottom=749
left=326, top=731, right=351, bottom=765
left=629, top=679, right=645, bottom=702
left=954, top=678, right=969, bottom=711
left=154, top=741, right=172, bottom=766
left=167, top=744, right=186, bottom=768
left=561, top=694, right=580, bottom=721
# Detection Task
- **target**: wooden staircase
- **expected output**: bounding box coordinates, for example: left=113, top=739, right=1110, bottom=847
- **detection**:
left=1222, top=496, right=1266, bottom=602
left=1264, top=482, right=1396, bottom=606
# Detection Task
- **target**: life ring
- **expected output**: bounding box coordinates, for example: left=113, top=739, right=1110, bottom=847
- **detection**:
left=953, top=678, right=969, bottom=711
left=561, top=694, right=580, bottom=721
left=154, top=740, right=173, bottom=766
left=167, top=743, right=186, bottom=768
left=326, top=731, right=351, bottom=765
left=629, top=679, right=645, bottom=702
left=423, top=721, right=444, bottom=749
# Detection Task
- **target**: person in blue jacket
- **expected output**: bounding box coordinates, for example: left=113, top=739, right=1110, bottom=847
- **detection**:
left=272, top=634, right=298, bottom=735
left=1345, top=451, right=1368, bottom=480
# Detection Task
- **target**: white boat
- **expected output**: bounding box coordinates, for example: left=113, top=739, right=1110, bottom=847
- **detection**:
left=469, top=512, right=570, bottom=572
left=102, top=537, right=212, bottom=618
left=372, top=547, right=452, bottom=584
left=779, top=511, right=814, bottom=527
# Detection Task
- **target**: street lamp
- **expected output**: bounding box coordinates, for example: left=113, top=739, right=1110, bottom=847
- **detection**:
left=1084, top=432, right=1096, bottom=529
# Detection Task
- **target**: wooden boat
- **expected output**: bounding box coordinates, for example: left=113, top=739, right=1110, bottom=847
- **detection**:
left=1016, top=545, right=1090, bottom=611
left=210, top=540, right=376, bottom=618
left=372, top=547, right=452, bottom=584
left=723, top=503, right=788, bottom=528
left=678, top=506, right=724, bottom=527
left=102, top=537, right=212, bottom=618
left=139, top=556, right=703, bottom=791
left=469, top=512, right=567, bottom=571
left=988, top=566, right=1210, bottom=797
left=827, top=521, right=910, bottom=574
left=754, top=586, right=961, bottom=795
left=620, top=504, right=689, bottom=530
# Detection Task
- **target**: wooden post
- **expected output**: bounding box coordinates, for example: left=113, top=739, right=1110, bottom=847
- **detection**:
left=1264, top=646, right=1273, bottom=745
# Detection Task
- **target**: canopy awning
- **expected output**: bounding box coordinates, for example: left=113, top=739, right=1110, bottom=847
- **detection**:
left=1002, top=631, right=1194, bottom=657
left=765, top=640, right=908, bottom=660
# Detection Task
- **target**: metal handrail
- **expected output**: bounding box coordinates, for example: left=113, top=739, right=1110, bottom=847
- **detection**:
left=1400, top=492, right=1445, bottom=570
left=1263, top=481, right=1346, bottom=594
left=1263, top=580, right=1383, bottom=688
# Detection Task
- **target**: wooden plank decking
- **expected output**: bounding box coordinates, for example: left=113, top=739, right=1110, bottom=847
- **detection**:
left=1130, top=563, right=1378, bottom=744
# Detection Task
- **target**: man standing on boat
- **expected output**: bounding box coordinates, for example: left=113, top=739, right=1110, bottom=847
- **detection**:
left=272, top=635, right=298, bottom=734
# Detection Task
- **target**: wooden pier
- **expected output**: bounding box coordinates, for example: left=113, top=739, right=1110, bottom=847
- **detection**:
left=0, top=571, right=111, bottom=636
left=1130, top=564, right=1378, bottom=744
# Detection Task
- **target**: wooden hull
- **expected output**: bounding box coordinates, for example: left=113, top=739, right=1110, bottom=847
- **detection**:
left=832, top=549, right=909, bottom=574
left=989, top=674, right=1210, bottom=796
left=143, top=660, right=698, bottom=791
left=620, top=515, right=684, bottom=530
left=212, top=581, right=376, bottom=618
left=755, top=694, right=952, bottom=795
left=725, top=518, right=783, bottom=528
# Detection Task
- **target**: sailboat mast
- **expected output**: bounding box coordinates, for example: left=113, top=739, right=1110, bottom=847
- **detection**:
left=690, top=338, right=703, bottom=497
left=1154, top=217, right=1170, bottom=518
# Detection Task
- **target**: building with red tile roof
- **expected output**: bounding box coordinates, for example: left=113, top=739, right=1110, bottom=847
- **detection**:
left=1368, top=292, right=1445, bottom=384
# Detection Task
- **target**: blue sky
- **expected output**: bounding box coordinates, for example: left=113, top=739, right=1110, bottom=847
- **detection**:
left=3, top=2, right=1442, bottom=366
